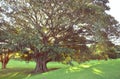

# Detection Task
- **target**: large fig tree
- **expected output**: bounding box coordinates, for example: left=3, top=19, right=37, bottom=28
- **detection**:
left=0, top=0, right=119, bottom=72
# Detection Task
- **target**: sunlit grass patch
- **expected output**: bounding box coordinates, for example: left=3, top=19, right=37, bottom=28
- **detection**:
left=92, top=68, right=104, bottom=76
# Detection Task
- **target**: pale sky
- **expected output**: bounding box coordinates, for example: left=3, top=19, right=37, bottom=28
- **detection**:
left=106, top=0, right=120, bottom=45
left=108, top=0, right=120, bottom=23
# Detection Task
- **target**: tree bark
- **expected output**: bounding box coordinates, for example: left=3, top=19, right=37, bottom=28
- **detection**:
left=32, top=52, right=52, bottom=73
left=0, top=54, right=10, bottom=69
left=42, top=60, right=48, bottom=72
left=33, top=57, right=43, bottom=73
left=42, top=58, right=52, bottom=72
left=33, top=57, right=52, bottom=73
left=2, top=60, right=7, bottom=69
left=33, top=59, right=49, bottom=73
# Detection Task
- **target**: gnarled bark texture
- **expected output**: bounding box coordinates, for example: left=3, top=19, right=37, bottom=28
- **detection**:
left=32, top=53, right=52, bottom=73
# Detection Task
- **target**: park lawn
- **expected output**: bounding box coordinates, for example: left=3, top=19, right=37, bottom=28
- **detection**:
left=29, top=59, right=120, bottom=79
left=0, top=59, right=120, bottom=79
left=0, top=60, right=68, bottom=79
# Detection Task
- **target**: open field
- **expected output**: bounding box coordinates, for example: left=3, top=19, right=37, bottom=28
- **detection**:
left=0, top=59, right=120, bottom=79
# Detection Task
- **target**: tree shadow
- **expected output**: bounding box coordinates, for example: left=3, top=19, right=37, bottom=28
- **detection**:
left=0, top=67, right=61, bottom=79
left=0, top=68, right=34, bottom=79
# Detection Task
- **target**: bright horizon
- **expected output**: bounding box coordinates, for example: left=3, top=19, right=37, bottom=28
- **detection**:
left=108, top=0, right=120, bottom=23
left=106, top=0, right=120, bottom=45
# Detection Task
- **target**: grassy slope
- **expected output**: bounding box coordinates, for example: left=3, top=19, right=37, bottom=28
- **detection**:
left=28, top=59, right=120, bottom=79
left=0, top=59, right=120, bottom=79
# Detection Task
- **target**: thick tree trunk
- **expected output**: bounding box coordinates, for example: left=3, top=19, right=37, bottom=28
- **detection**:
left=33, top=58, right=43, bottom=73
left=32, top=52, right=52, bottom=73
left=33, top=60, right=48, bottom=73
left=33, top=58, right=51, bottom=73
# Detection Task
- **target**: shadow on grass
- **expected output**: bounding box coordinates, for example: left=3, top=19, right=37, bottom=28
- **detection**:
left=0, top=67, right=60, bottom=79
left=0, top=68, right=34, bottom=79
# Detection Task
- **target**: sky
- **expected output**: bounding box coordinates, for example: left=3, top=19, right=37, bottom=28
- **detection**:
left=108, top=0, right=120, bottom=23
left=106, top=0, right=120, bottom=45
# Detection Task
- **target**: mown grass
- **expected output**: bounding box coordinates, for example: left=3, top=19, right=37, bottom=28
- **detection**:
left=28, top=59, right=120, bottom=79
left=0, top=60, right=67, bottom=79
left=0, top=59, right=120, bottom=79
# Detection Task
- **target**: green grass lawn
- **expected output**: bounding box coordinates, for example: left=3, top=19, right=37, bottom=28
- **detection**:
left=0, top=59, right=120, bottom=79
left=0, top=60, right=68, bottom=79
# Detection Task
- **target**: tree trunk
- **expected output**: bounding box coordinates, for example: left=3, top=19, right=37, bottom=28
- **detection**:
left=33, top=58, right=43, bottom=73
left=32, top=52, right=52, bottom=73
left=2, top=60, right=7, bottom=69
left=33, top=58, right=52, bottom=73
left=33, top=59, right=48, bottom=73
left=0, top=53, right=10, bottom=69
left=42, top=61, right=48, bottom=72
left=42, top=58, right=52, bottom=72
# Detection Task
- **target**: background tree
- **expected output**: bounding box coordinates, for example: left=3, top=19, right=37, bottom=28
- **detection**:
left=0, top=4, right=14, bottom=69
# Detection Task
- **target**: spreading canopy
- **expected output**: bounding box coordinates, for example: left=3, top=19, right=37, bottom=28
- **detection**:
left=0, top=0, right=120, bottom=72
